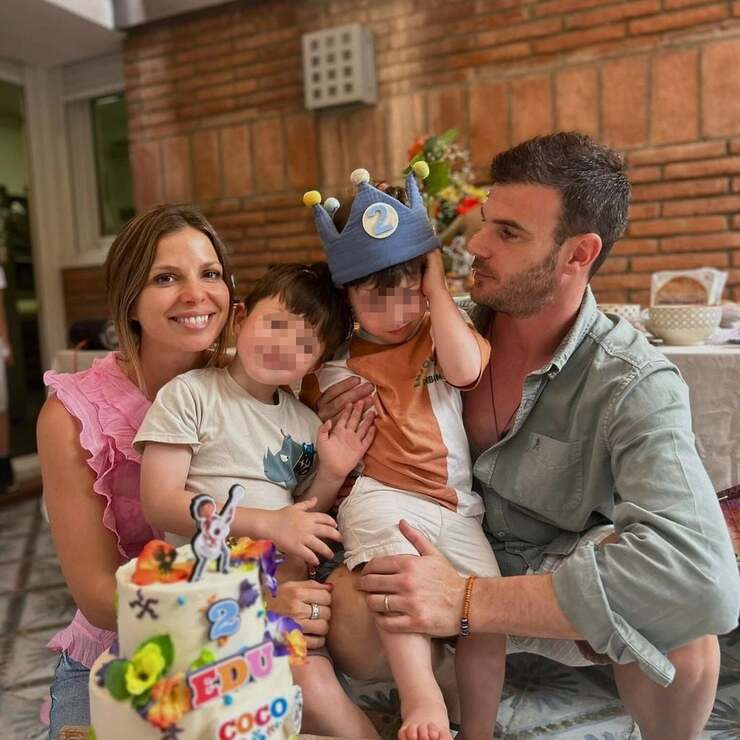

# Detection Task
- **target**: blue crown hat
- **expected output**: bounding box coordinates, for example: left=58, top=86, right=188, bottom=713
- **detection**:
left=302, top=162, right=439, bottom=286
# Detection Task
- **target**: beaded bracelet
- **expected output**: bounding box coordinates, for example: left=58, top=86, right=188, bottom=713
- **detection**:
left=459, top=575, right=476, bottom=636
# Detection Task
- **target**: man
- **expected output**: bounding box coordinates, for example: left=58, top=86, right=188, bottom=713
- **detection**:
left=319, top=132, right=739, bottom=739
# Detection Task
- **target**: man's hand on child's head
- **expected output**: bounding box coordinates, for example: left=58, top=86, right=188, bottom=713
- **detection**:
left=267, top=498, right=342, bottom=567
left=316, top=376, right=375, bottom=423
left=422, top=248, right=449, bottom=299
left=316, top=401, right=376, bottom=480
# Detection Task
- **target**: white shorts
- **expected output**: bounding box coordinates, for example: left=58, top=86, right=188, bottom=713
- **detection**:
left=505, top=524, right=615, bottom=666
left=337, top=475, right=501, bottom=577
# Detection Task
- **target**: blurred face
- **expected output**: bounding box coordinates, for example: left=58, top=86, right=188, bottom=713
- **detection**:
left=347, top=278, right=426, bottom=344
left=132, top=227, right=230, bottom=355
left=235, top=296, right=325, bottom=386
left=466, top=184, right=565, bottom=317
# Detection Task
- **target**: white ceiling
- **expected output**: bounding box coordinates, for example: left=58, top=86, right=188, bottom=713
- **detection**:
left=0, top=0, right=122, bottom=67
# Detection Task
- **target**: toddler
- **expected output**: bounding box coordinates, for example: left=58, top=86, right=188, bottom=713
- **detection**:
left=302, top=168, right=504, bottom=740
left=135, top=263, right=379, bottom=738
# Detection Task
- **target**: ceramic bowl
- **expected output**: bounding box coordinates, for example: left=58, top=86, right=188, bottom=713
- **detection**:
left=646, top=304, right=722, bottom=345
left=597, top=303, right=642, bottom=324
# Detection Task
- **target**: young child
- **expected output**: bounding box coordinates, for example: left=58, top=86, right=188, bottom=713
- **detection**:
left=135, top=263, right=379, bottom=739
left=301, top=168, right=505, bottom=740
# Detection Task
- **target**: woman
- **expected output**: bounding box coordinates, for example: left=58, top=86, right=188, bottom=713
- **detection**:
left=39, top=205, right=332, bottom=736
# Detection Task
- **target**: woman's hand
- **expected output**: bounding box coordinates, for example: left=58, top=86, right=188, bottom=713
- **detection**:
left=316, top=401, right=376, bottom=481
left=359, top=519, right=466, bottom=637
left=266, top=579, right=333, bottom=650
left=263, top=498, right=342, bottom=567
left=316, top=376, right=375, bottom=424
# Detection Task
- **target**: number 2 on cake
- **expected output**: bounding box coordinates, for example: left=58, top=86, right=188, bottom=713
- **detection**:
left=207, top=598, right=241, bottom=640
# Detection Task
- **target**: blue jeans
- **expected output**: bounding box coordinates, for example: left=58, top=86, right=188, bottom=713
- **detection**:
left=48, top=653, right=90, bottom=739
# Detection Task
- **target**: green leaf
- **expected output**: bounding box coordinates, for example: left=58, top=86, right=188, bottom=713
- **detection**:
left=131, top=689, right=152, bottom=708
left=424, top=161, right=451, bottom=197
left=104, top=659, right=131, bottom=701
left=87, top=727, right=97, bottom=740
left=139, top=635, right=174, bottom=673
left=189, top=647, right=216, bottom=671
left=437, top=128, right=459, bottom=147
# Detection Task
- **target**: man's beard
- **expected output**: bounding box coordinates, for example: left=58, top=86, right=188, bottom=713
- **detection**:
left=471, top=245, right=560, bottom=318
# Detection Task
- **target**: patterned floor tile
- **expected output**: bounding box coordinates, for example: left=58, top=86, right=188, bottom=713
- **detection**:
left=30, top=526, right=56, bottom=560
left=704, top=683, right=740, bottom=740
left=25, top=558, right=65, bottom=591
left=1, top=627, right=59, bottom=690
left=16, top=588, right=76, bottom=631
left=0, top=561, right=21, bottom=595
left=0, top=683, right=49, bottom=739
left=0, top=535, right=27, bottom=565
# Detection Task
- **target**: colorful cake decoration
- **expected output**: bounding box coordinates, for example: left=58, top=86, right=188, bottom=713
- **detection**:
left=189, top=484, right=245, bottom=582
left=133, top=541, right=192, bottom=585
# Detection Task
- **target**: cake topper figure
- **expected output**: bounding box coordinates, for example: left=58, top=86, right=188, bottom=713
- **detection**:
left=189, top=484, right=245, bottom=582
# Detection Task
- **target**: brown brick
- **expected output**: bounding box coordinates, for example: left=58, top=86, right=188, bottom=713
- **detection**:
left=664, top=157, right=740, bottom=179
left=220, top=125, right=253, bottom=198
left=555, top=67, right=598, bottom=138
left=385, top=93, right=427, bottom=178
left=252, top=118, right=284, bottom=193
left=591, top=273, right=651, bottom=290
left=428, top=87, right=467, bottom=140
left=735, top=0, right=740, bottom=15
left=733, top=250, right=740, bottom=266
left=602, top=57, right=648, bottom=148
left=532, top=23, right=625, bottom=54
left=732, top=287, right=740, bottom=301
left=629, top=215, right=726, bottom=236
left=191, top=130, right=221, bottom=202
left=596, top=257, right=629, bottom=274
left=631, top=177, right=727, bottom=202
left=629, top=140, right=725, bottom=167
left=665, top=0, right=721, bottom=7
left=662, top=195, right=740, bottom=217
left=449, top=43, right=531, bottom=69
left=613, top=238, right=659, bottom=255
left=477, top=17, right=562, bottom=46
left=629, top=3, right=728, bottom=34
left=703, top=39, right=740, bottom=137
left=593, top=288, right=631, bottom=303
left=660, top=232, right=740, bottom=251
left=469, top=82, right=510, bottom=168
left=567, top=0, right=660, bottom=29
left=650, top=49, right=698, bottom=145
left=734, top=177, right=740, bottom=192
left=162, top=136, right=192, bottom=202
left=731, top=139, right=740, bottom=154
left=284, top=113, right=318, bottom=190
left=130, top=140, right=163, bottom=210
left=629, top=203, right=660, bottom=220
left=629, top=166, right=662, bottom=183
left=511, top=75, right=552, bottom=144
left=535, top=0, right=615, bottom=17
left=631, top=252, right=729, bottom=271
left=340, top=105, right=387, bottom=178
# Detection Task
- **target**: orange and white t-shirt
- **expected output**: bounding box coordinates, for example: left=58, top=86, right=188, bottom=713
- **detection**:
left=302, top=313, right=490, bottom=517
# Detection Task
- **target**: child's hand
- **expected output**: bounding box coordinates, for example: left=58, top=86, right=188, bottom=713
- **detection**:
left=316, top=401, right=376, bottom=481
left=264, top=498, right=342, bottom=567
left=421, top=248, right=448, bottom=299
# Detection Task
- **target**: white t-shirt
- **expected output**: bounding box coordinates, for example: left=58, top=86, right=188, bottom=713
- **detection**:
left=134, top=366, right=322, bottom=542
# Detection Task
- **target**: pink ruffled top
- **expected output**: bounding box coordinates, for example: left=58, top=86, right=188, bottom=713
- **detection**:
left=44, top=352, right=162, bottom=668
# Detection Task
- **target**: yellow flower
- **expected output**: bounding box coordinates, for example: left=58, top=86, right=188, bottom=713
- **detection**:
left=147, top=675, right=192, bottom=729
left=125, top=643, right=165, bottom=696
left=438, top=186, right=460, bottom=203
left=285, top=628, right=307, bottom=666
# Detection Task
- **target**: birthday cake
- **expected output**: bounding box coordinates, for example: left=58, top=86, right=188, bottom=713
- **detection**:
left=88, top=488, right=304, bottom=740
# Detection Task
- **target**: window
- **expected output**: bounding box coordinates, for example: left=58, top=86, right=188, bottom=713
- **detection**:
left=90, top=93, right=134, bottom=236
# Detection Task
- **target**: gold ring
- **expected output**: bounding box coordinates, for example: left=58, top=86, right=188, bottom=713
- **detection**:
left=384, top=594, right=391, bottom=613
left=309, top=602, right=320, bottom=620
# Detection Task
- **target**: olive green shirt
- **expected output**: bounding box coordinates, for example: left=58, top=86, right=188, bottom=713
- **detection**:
left=466, top=288, right=739, bottom=686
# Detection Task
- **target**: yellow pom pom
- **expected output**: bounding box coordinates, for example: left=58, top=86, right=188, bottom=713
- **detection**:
left=413, top=160, right=430, bottom=179
left=302, top=190, right=322, bottom=207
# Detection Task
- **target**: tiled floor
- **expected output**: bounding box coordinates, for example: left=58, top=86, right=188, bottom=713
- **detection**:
left=0, top=495, right=738, bottom=740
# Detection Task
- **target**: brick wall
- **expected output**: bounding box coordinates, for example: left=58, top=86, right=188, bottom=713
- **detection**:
left=118, top=0, right=740, bottom=306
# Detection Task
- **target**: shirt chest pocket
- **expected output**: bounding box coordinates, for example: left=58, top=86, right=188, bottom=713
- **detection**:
left=512, top=433, right=584, bottom=512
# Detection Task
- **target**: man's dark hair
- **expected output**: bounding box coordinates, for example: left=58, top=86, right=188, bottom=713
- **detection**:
left=244, top=262, right=352, bottom=363
left=333, top=184, right=427, bottom=290
left=490, top=132, right=630, bottom=276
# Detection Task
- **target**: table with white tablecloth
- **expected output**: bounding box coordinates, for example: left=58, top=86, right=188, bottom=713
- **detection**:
left=658, top=344, right=740, bottom=493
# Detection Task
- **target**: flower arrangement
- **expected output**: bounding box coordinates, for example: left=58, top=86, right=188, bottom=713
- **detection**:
left=405, top=128, right=487, bottom=247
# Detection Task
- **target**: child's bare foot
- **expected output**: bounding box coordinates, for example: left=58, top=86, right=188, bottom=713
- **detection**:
left=398, top=693, right=452, bottom=740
